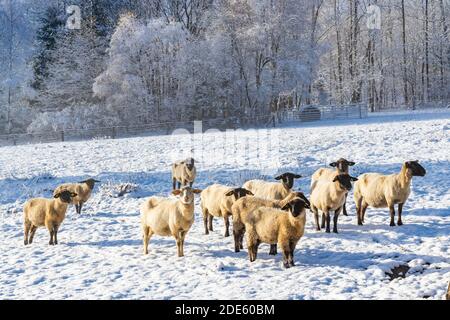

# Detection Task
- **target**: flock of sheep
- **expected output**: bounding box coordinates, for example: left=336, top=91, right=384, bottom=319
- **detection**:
left=22, top=157, right=426, bottom=268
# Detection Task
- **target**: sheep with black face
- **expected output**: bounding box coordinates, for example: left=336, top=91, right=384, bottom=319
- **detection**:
left=311, top=158, right=356, bottom=216
left=231, top=191, right=310, bottom=254
left=353, top=161, right=426, bottom=226
left=53, top=178, right=100, bottom=214
left=310, top=174, right=358, bottom=233
left=243, top=172, right=302, bottom=201
left=24, top=190, right=77, bottom=245
left=171, top=158, right=197, bottom=190
left=200, top=184, right=253, bottom=237
left=140, top=186, right=202, bottom=257
left=243, top=197, right=309, bottom=268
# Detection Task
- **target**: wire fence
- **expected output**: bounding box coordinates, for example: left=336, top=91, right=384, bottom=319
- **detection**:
left=0, top=104, right=368, bottom=147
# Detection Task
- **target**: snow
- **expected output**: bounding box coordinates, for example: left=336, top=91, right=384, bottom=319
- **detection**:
left=0, top=110, right=449, bottom=300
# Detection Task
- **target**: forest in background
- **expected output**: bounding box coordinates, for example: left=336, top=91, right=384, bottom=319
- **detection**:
left=0, top=0, right=449, bottom=134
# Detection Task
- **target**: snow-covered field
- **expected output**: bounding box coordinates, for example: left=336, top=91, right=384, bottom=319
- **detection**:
left=0, top=110, right=449, bottom=300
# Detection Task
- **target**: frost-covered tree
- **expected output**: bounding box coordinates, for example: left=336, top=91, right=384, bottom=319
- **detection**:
left=93, top=14, right=189, bottom=124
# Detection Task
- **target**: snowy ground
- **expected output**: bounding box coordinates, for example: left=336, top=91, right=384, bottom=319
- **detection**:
left=0, top=109, right=449, bottom=300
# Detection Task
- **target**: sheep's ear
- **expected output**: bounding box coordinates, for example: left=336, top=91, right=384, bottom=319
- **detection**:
left=225, top=190, right=235, bottom=197
left=274, top=175, right=283, bottom=180
left=350, top=176, right=358, bottom=182
left=192, top=189, right=202, bottom=194
left=329, top=162, right=337, bottom=167
left=54, top=193, right=60, bottom=198
left=281, top=203, right=291, bottom=211
left=70, top=192, right=78, bottom=197
left=348, top=161, right=356, bottom=166
left=293, top=174, right=302, bottom=179
left=172, top=190, right=182, bottom=196
left=93, top=179, right=101, bottom=183
left=332, top=176, right=339, bottom=182
left=245, top=190, right=254, bottom=196
left=301, top=199, right=311, bottom=209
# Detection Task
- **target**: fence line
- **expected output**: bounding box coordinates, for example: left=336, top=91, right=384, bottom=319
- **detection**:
left=0, top=104, right=367, bottom=147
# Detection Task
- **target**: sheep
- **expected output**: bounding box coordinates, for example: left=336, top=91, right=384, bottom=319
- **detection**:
left=310, top=174, right=358, bottom=233
left=231, top=191, right=310, bottom=254
left=23, top=190, right=78, bottom=245
left=311, top=158, right=356, bottom=216
left=140, top=186, right=202, bottom=257
left=243, top=197, right=309, bottom=268
left=171, top=158, right=197, bottom=190
left=53, top=178, right=100, bottom=214
left=200, top=184, right=254, bottom=237
left=243, top=172, right=302, bottom=201
left=353, top=161, right=426, bottom=227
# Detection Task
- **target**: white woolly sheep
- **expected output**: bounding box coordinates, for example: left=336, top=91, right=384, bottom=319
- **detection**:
left=200, top=184, right=253, bottom=237
left=231, top=191, right=310, bottom=254
left=53, top=178, right=100, bottom=214
left=24, top=190, right=78, bottom=245
left=140, top=186, right=202, bottom=257
left=243, top=172, right=302, bottom=200
left=172, top=158, right=197, bottom=190
left=243, top=197, right=309, bottom=268
left=311, top=158, right=356, bottom=216
left=353, top=161, right=426, bottom=226
left=310, top=174, right=358, bottom=233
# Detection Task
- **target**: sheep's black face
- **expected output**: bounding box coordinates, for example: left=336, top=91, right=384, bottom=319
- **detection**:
left=286, top=198, right=307, bottom=217
left=55, top=190, right=77, bottom=203
left=406, top=161, right=426, bottom=177
left=225, top=188, right=254, bottom=200
left=333, top=174, right=358, bottom=191
left=330, top=158, right=356, bottom=173
left=275, top=172, right=302, bottom=189
left=185, top=158, right=195, bottom=171
left=291, top=192, right=311, bottom=209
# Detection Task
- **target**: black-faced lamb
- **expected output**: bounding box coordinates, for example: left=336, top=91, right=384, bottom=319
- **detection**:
left=353, top=161, right=426, bottom=226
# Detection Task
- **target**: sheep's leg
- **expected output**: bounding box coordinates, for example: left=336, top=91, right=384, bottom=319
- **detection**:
left=75, top=204, right=79, bottom=214
left=321, top=212, right=326, bottom=229
left=48, top=230, right=55, bottom=245
left=202, top=208, right=209, bottom=235
left=53, top=224, right=59, bottom=245
left=342, top=194, right=348, bottom=216
left=208, top=214, right=214, bottom=232
left=288, top=240, right=297, bottom=267
left=312, top=206, right=320, bottom=231
left=355, top=196, right=363, bottom=225
left=223, top=214, right=230, bottom=237
left=233, top=228, right=242, bottom=252
left=142, top=226, right=150, bottom=254
left=189, top=181, right=193, bottom=187
left=361, top=202, right=368, bottom=223
left=78, top=203, right=83, bottom=214
left=333, top=208, right=341, bottom=233
left=179, top=230, right=187, bottom=257
left=397, top=203, right=404, bottom=226
left=269, top=244, right=277, bottom=255
left=177, top=181, right=181, bottom=189
left=246, top=231, right=258, bottom=262
left=389, top=205, right=396, bottom=227
left=325, top=211, right=331, bottom=233
left=239, top=230, right=244, bottom=249
left=24, top=221, right=31, bottom=245
left=28, top=225, right=37, bottom=244
left=175, top=231, right=184, bottom=257
left=281, top=244, right=291, bottom=268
